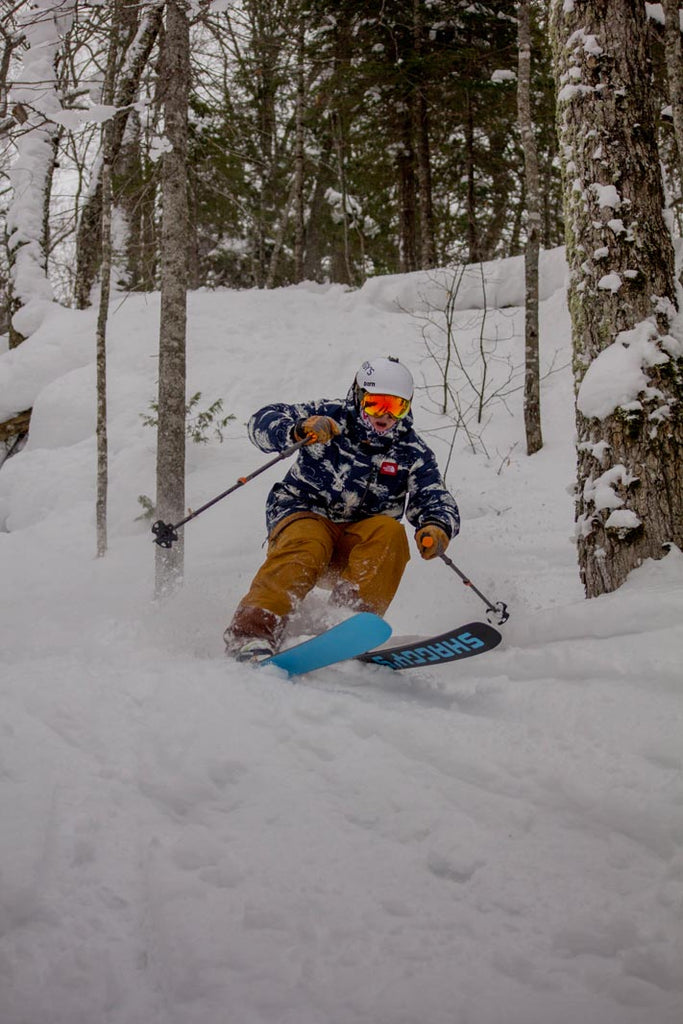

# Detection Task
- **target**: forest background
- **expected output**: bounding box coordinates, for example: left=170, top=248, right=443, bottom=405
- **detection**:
left=1, top=0, right=573, bottom=313
left=1, top=0, right=683, bottom=600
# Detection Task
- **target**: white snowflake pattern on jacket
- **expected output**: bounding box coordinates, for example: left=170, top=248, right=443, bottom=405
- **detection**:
left=248, top=388, right=460, bottom=539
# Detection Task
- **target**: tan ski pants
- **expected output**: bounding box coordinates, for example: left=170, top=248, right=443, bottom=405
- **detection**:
left=229, top=512, right=410, bottom=643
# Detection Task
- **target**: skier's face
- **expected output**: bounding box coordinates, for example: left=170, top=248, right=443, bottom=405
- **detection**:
left=358, top=390, right=410, bottom=434
left=364, top=411, right=398, bottom=433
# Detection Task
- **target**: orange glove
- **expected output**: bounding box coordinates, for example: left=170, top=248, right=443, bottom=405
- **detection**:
left=415, top=524, right=449, bottom=560
left=294, top=415, right=341, bottom=445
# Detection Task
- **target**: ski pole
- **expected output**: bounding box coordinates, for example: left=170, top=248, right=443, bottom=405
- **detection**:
left=438, top=550, right=509, bottom=625
left=152, top=438, right=309, bottom=548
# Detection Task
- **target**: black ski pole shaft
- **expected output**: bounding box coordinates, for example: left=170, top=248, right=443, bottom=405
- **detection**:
left=438, top=552, right=509, bottom=624
left=152, top=438, right=309, bottom=548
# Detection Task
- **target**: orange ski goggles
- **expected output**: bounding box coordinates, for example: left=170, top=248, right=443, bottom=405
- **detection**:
left=360, top=391, right=411, bottom=420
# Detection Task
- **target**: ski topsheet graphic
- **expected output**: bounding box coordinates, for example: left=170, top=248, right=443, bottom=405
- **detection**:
left=262, top=615, right=502, bottom=678
left=356, top=621, right=502, bottom=671
left=264, top=612, right=392, bottom=677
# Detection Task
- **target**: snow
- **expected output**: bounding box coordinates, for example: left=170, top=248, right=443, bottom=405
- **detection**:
left=557, top=82, right=594, bottom=103
left=1, top=251, right=682, bottom=1024
left=590, top=183, right=621, bottom=210
left=577, top=319, right=671, bottom=420
left=582, top=465, right=638, bottom=513
left=6, top=0, right=74, bottom=334
left=48, top=104, right=119, bottom=128
left=597, top=272, right=622, bottom=293
left=360, top=246, right=567, bottom=314
left=604, top=508, right=642, bottom=533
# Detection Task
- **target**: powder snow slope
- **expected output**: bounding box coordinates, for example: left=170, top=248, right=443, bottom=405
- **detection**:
left=0, top=255, right=681, bottom=1024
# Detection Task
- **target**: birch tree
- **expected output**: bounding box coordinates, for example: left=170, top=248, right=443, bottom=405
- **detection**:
left=6, top=0, right=73, bottom=345
left=551, top=0, right=683, bottom=597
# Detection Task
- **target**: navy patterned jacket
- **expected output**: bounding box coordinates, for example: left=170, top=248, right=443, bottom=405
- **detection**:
left=248, top=388, right=460, bottom=539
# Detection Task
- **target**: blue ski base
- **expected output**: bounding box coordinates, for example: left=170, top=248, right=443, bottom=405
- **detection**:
left=263, top=612, right=392, bottom=678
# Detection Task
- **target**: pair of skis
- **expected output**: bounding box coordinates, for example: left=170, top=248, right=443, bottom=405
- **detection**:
left=262, top=611, right=503, bottom=678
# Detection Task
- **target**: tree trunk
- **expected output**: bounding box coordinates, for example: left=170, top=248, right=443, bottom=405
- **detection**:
left=74, top=1, right=164, bottom=308
left=464, top=89, right=479, bottom=264
left=662, top=0, right=683, bottom=184
left=265, top=176, right=295, bottom=288
left=293, top=16, right=306, bottom=284
left=397, top=105, right=417, bottom=274
left=517, top=0, right=543, bottom=455
left=551, top=0, right=682, bottom=597
left=303, top=134, right=335, bottom=282
left=114, top=109, right=158, bottom=291
left=331, top=109, right=355, bottom=286
left=413, top=0, right=435, bottom=269
left=95, top=5, right=121, bottom=559
left=155, top=0, right=190, bottom=596
left=96, top=139, right=111, bottom=558
left=478, top=126, right=516, bottom=258
left=6, top=0, right=71, bottom=342
left=251, top=7, right=279, bottom=289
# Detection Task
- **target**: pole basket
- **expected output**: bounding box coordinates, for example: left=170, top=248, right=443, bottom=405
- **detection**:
left=152, top=520, right=179, bottom=548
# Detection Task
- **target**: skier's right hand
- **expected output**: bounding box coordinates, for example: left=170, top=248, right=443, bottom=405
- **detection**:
left=294, top=415, right=341, bottom=445
left=415, top=524, right=450, bottom=560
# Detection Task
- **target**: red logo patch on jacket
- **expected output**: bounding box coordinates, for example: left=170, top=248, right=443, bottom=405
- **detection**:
left=380, top=460, right=398, bottom=476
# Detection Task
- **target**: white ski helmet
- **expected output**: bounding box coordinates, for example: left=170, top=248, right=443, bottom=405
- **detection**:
left=355, top=356, right=414, bottom=400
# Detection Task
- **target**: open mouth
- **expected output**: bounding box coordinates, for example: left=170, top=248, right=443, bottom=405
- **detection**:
left=361, top=410, right=397, bottom=433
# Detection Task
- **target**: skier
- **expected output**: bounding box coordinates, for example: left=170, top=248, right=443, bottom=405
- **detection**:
left=225, top=356, right=460, bottom=662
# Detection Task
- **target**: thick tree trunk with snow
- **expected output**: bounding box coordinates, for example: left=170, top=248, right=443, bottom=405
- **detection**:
left=551, top=0, right=683, bottom=597
left=154, top=0, right=190, bottom=596
left=517, top=0, right=543, bottom=457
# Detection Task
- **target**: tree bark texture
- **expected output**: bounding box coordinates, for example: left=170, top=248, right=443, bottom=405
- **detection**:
left=293, top=16, right=306, bottom=284
left=662, top=0, right=683, bottom=185
left=517, top=0, right=543, bottom=456
left=155, top=0, right=189, bottom=596
left=95, top=7, right=120, bottom=560
left=551, top=0, right=682, bottom=597
left=95, top=138, right=111, bottom=559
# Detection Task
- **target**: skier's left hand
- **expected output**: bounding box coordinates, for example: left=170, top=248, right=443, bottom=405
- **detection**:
left=415, top=524, right=449, bottom=560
